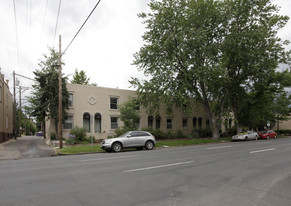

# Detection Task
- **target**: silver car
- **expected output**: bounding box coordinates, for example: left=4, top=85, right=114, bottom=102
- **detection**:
left=232, top=131, right=258, bottom=141
left=101, top=131, right=156, bottom=152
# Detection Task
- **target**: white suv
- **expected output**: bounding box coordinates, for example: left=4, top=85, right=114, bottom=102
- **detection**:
left=101, top=131, right=156, bottom=152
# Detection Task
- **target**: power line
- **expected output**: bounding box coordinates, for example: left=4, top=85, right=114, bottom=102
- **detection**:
left=62, top=0, right=102, bottom=56
left=53, top=0, right=62, bottom=48
left=41, top=0, right=49, bottom=43
left=12, top=0, right=20, bottom=68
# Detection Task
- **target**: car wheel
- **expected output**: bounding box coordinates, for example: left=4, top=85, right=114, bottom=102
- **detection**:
left=255, top=136, right=258, bottom=140
left=245, top=136, right=248, bottom=141
left=145, top=140, right=154, bottom=150
left=274, top=135, right=277, bottom=139
left=112, top=142, right=122, bottom=152
left=267, top=135, right=270, bottom=140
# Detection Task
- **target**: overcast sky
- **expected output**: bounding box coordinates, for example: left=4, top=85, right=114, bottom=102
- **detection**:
left=1, top=0, right=291, bottom=99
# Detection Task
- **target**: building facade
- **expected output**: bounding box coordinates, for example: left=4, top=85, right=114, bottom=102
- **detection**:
left=46, top=83, right=210, bottom=140
left=0, top=68, right=13, bottom=143
left=45, top=83, right=291, bottom=140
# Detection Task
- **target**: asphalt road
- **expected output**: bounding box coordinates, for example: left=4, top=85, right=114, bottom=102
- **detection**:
left=0, top=137, right=291, bottom=206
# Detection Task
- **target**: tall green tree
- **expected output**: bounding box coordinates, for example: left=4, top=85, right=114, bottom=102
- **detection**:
left=221, top=0, right=290, bottom=132
left=28, top=48, right=69, bottom=138
left=131, top=0, right=290, bottom=138
left=131, top=0, right=229, bottom=139
left=71, top=69, right=97, bottom=86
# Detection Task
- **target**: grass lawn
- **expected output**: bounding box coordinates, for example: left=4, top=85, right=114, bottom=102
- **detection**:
left=58, top=145, right=103, bottom=155
left=156, top=137, right=231, bottom=147
left=58, top=137, right=232, bottom=155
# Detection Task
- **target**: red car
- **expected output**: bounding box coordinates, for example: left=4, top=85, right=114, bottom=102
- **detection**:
left=259, top=130, right=277, bottom=139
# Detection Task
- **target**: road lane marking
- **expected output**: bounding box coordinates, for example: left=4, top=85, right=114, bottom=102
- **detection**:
left=80, top=155, right=141, bottom=162
left=123, top=161, right=195, bottom=173
left=206, top=145, right=232, bottom=150
left=249, top=148, right=276, bottom=154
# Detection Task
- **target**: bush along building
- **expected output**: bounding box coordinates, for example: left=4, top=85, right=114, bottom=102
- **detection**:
left=0, top=68, right=13, bottom=143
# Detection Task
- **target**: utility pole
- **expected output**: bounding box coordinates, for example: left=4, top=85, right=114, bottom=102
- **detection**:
left=13, top=71, right=16, bottom=138
left=58, top=35, right=63, bottom=148
left=19, top=86, right=21, bottom=137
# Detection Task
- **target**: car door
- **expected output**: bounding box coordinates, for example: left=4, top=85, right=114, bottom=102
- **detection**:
left=268, top=131, right=275, bottom=138
left=247, top=131, right=255, bottom=140
left=135, top=132, right=150, bottom=146
left=123, top=132, right=139, bottom=147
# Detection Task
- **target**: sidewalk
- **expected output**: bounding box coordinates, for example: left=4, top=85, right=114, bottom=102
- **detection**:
left=0, top=139, right=22, bottom=160
left=0, top=136, right=56, bottom=160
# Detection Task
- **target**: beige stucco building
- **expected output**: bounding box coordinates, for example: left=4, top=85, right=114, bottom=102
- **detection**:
left=46, top=83, right=210, bottom=140
left=0, top=68, right=13, bottom=143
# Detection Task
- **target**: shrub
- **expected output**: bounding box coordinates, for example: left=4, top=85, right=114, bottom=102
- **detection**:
left=70, top=126, right=87, bottom=143
left=174, top=130, right=186, bottom=139
left=141, top=128, right=186, bottom=140
left=50, top=132, right=56, bottom=140
left=221, top=127, right=237, bottom=137
left=275, top=129, right=291, bottom=135
left=88, top=136, right=97, bottom=143
left=66, top=138, right=77, bottom=145
left=191, top=128, right=212, bottom=138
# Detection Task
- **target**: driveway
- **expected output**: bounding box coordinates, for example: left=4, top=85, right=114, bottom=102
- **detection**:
left=0, top=136, right=55, bottom=160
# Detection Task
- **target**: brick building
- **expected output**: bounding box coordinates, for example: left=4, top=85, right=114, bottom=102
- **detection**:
left=0, top=68, right=13, bottom=143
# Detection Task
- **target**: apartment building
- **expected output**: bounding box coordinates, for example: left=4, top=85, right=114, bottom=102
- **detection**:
left=45, top=83, right=210, bottom=140
left=0, top=68, right=13, bottom=143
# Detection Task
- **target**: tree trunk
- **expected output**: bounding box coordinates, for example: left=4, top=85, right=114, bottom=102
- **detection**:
left=203, top=104, right=220, bottom=139
left=43, top=120, right=46, bottom=139
left=55, top=119, right=58, bottom=139
left=210, top=115, right=220, bottom=139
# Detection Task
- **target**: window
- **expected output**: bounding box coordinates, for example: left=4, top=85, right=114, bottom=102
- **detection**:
left=148, top=116, right=153, bottom=128
left=225, top=119, right=228, bottom=130
left=182, top=104, right=187, bottom=113
left=229, top=119, right=232, bottom=128
left=130, top=131, right=150, bottom=137
left=83, top=113, right=91, bottom=132
left=134, top=99, right=140, bottom=110
left=94, top=113, right=102, bottom=133
left=68, top=93, right=73, bottom=107
left=6, top=115, right=9, bottom=130
left=110, top=97, right=118, bottom=109
left=198, top=117, right=203, bottom=128
left=166, top=106, right=172, bottom=114
left=182, top=118, right=188, bottom=129
left=156, top=116, right=161, bottom=129
left=206, top=119, right=210, bottom=128
left=111, top=117, right=118, bottom=129
left=63, top=115, right=73, bottom=130
left=167, top=119, right=172, bottom=129
left=134, top=118, right=140, bottom=129
left=193, top=117, right=197, bottom=128
left=0, top=85, right=2, bottom=102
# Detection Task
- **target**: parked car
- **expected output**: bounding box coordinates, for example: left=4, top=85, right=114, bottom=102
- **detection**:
left=232, top=131, right=258, bottom=141
left=259, top=130, right=277, bottom=139
left=101, top=131, right=156, bottom=152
